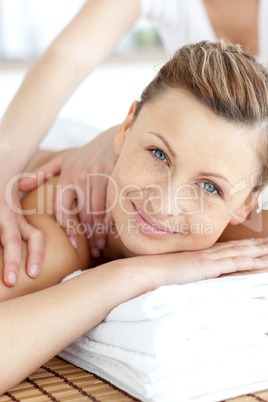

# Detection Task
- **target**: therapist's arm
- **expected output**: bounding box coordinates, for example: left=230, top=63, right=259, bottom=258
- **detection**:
left=0, top=0, right=140, bottom=286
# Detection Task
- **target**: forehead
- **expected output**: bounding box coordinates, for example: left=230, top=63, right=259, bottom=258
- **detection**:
left=134, top=89, right=262, bottom=183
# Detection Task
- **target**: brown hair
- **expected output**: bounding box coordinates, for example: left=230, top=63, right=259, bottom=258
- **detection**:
left=135, top=40, right=268, bottom=191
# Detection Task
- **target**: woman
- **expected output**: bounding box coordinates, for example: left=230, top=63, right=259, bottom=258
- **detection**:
left=1, top=0, right=266, bottom=285
left=1, top=41, right=268, bottom=393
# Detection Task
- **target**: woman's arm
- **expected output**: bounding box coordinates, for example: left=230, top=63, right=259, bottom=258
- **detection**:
left=1, top=237, right=268, bottom=393
left=0, top=259, right=142, bottom=393
left=0, top=0, right=140, bottom=286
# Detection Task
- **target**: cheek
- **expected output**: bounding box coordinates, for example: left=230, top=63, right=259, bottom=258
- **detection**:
left=109, top=152, right=155, bottom=203
left=107, top=159, right=143, bottom=218
left=185, top=203, right=231, bottom=241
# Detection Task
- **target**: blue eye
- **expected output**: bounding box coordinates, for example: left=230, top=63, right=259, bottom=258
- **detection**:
left=154, top=149, right=166, bottom=161
left=151, top=148, right=168, bottom=163
left=199, top=182, right=222, bottom=197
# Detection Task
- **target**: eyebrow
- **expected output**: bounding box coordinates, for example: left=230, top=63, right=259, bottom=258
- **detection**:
left=199, top=172, right=232, bottom=187
left=147, top=131, right=231, bottom=186
left=147, top=131, right=176, bottom=159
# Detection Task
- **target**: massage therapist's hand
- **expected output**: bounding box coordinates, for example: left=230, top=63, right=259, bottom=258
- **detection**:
left=19, top=126, right=118, bottom=257
left=0, top=180, right=44, bottom=287
left=139, top=237, right=268, bottom=288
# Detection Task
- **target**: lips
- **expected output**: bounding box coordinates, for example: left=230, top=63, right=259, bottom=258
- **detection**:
left=132, top=203, right=179, bottom=238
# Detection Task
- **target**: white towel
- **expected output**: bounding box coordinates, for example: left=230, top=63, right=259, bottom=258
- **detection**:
left=39, top=118, right=268, bottom=400
left=59, top=272, right=268, bottom=402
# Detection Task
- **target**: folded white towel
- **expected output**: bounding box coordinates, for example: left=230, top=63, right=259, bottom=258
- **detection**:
left=41, top=118, right=268, bottom=400
left=59, top=272, right=268, bottom=402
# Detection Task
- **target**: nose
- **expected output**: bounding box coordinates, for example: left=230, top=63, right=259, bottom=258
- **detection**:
left=144, top=182, right=201, bottom=217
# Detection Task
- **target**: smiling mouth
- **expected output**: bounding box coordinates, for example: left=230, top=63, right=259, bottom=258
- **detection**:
left=132, top=203, right=180, bottom=238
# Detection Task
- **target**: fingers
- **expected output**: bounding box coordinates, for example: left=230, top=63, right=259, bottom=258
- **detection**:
left=2, top=213, right=45, bottom=286
left=50, top=138, right=117, bottom=257
left=19, top=158, right=61, bottom=192
left=103, top=208, right=114, bottom=233
left=190, top=237, right=268, bottom=282
left=204, top=255, right=268, bottom=280
left=54, top=183, right=79, bottom=248
left=206, top=237, right=268, bottom=260
left=204, top=237, right=268, bottom=253
left=19, top=218, right=45, bottom=278
left=1, top=213, right=22, bottom=287
left=54, top=171, right=97, bottom=252
left=88, top=173, right=110, bottom=257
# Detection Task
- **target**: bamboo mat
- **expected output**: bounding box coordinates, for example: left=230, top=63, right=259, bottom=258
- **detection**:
left=1, top=356, right=268, bottom=402
left=1, top=357, right=137, bottom=402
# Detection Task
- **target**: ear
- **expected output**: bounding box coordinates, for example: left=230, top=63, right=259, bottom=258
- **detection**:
left=229, top=191, right=261, bottom=226
left=113, top=101, right=139, bottom=156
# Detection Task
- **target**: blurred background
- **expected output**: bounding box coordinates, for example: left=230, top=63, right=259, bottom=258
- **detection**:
left=0, top=0, right=166, bottom=132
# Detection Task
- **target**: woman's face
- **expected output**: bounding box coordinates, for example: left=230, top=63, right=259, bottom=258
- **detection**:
left=108, top=89, right=262, bottom=256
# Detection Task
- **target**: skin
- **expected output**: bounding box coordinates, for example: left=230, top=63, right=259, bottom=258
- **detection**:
left=0, top=174, right=90, bottom=301
left=0, top=0, right=261, bottom=286
left=106, top=90, right=263, bottom=257
left=0, top=0, right=140, bottom=286
left=5, top=89, right=268, bottom=293
left=203, top=0, right=259, bottom=56
left=1, top=88, right=268, bottom=393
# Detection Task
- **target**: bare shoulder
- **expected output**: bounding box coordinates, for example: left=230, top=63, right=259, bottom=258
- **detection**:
left=0, top=176, right=90, bottom=301
left=219, top=208, right=268, bottom=277
left=219, top=208, right=268, bottom=242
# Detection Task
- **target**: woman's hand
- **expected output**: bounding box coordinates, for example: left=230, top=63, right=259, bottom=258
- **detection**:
left=19, top=126, right=118, bottom=257
left=138, top=237, right=268, bottom=289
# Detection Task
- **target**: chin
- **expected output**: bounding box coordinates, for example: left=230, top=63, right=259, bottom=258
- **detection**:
left=120, top=236, right=153, bottom=256
left=188, top=235, right=219, bottom=251
left=120, top=232, right=182, bottom=256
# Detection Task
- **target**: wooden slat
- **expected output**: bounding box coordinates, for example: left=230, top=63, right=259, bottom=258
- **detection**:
left=1, top=356, right=267, bottom=401
left=226, top=390, right=268, bottom=402
left=1, top=357, right=136, bottom=401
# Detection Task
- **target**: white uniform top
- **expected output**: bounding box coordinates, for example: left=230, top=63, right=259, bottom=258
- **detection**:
left=139, top=0, right=268, bottom=66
